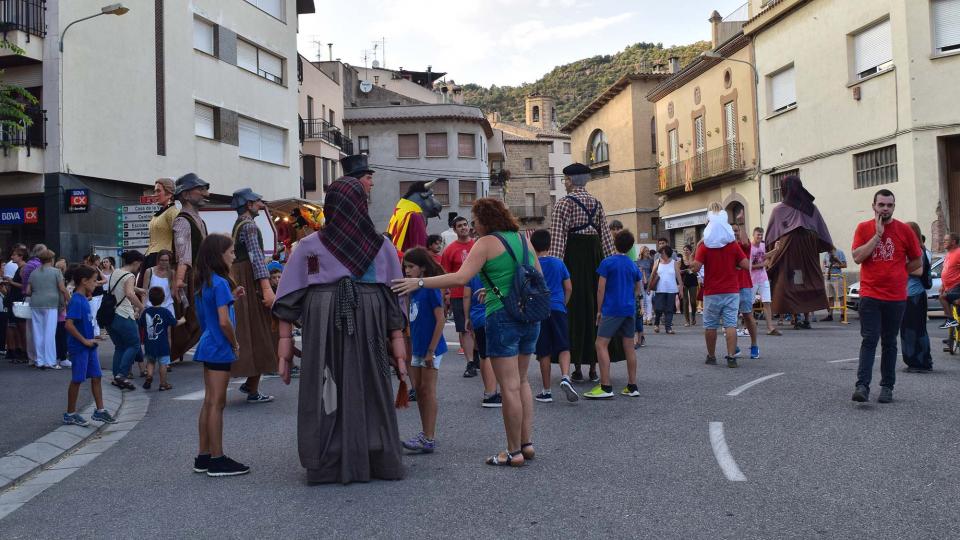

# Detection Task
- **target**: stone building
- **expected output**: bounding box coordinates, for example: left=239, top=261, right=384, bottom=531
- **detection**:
left=498, top=134, right=552, bottom=231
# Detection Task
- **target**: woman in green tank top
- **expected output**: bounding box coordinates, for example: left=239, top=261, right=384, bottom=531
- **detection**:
left=393, top=198, right=542, bottom=468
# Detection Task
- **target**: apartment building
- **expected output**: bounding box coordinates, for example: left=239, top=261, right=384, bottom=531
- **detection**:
left=0, top=0, right=312, bottom=260
left=647, top=7, right=760, bottom=249
left=298, top=55, right=349, bottom=201
left=343, top=104, right=491, bottom=234
left=562, top=73, right=669, bottom=242
left=745, top=0, right=960, bottom=258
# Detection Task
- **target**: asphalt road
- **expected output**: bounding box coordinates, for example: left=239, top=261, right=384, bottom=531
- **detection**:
left=3, top=315, right=960, bottom=539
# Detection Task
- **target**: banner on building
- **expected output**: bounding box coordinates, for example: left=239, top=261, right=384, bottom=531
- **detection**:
left=0, top=207, right=39, bottom=225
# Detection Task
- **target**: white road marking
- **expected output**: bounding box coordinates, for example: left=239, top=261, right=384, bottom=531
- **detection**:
left=709, top=422, right=746, bottom=482
left=827, top=355, right=879, bottom=364
left=726, top=373, right=785, bottom=397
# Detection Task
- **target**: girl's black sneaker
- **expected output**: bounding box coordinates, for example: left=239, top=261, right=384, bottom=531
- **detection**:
left=193, top=454, right=211, bottom=473
left=206, top=456, right=250, bottom=477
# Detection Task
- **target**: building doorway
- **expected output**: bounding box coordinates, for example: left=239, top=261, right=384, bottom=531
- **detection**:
left=725, top=201, right=746, bottom=229
left=945, top=136, right=960, bottom=233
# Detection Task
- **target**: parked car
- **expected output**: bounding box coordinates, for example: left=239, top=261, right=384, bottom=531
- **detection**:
left=847, top=254, right=944, bottom=312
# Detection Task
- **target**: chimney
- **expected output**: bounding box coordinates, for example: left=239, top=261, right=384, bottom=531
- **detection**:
left=327, top=43, right=333, bottom=61
left=669, top=56, right=681, bottom=74
left=709, top=10, right=723, bottom=49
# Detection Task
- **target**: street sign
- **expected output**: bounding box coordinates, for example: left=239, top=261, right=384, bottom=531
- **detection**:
left=121, top=212, right=155, bottom=222
left=119, top=221, right=149, bottom=230
left=122, top=230, right=150, bottom=239
left=120, top=204, right=160, bottom=213
left=65, top=189, right=89, bottom=213
left=120, top=239, right=149, bottom=248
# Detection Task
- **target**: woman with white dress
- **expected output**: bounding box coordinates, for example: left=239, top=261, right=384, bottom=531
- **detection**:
left=649, top=246, right=683, bottom=334
left=141, top=250, right=175, bottom=316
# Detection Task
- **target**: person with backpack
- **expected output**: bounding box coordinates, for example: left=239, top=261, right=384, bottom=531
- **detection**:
left=393, top=198, right=546, bottom=468
left=547, top=163, right=616, bottom=384
left=103, top=250, right=145, bottom=390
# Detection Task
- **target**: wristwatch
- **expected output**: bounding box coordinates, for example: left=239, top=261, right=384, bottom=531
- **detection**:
left=417, top=278, right=424, bottom=289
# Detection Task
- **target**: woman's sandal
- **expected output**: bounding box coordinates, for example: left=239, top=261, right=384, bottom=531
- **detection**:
left=520, top=443, right=535, bottom=461
left=158, top=382, right=173, bottom=391
left=485, top=450, right=525, bottom=467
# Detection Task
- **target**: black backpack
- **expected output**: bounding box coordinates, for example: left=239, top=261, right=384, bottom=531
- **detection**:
left=921, top=252, right=933, bottom=291
left=482, top=233, right=551, bottom=323
left=97, top=272, right=131, bottom=328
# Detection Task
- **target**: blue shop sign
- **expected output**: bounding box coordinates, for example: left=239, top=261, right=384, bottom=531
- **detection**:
left=0, top=207, right=39, bottom=225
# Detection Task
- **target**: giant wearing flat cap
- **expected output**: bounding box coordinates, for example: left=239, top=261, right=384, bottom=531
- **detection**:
left=171, top=173, right=209, bottom=361
left=548, top=163, right=618, bottom=381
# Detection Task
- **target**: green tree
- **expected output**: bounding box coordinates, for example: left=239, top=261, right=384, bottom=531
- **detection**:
left=0, top=39, right=39, bottom=149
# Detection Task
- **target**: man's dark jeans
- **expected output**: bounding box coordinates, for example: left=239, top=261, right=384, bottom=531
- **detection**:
left=857, top=296, right=906, bottom=390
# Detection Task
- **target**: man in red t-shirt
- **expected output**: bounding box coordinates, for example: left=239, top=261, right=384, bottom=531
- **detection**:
left=937, top=233, right=960, bottom=323
left=440, top=216, right=477, bottom=376
left=850, top=189, right=922, bottom=404
left=691, top=236, right=749, bottom=367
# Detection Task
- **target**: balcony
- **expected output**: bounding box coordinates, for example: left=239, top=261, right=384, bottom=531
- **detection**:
left=657, top=141, right=746, bottom=194
left=301, top=118, right=352, bottom=154
left=0, top=0, right=46, bottom=65
left=0, top=106, right=46, bottom=173
left=509, top=204, right=549, bottom=221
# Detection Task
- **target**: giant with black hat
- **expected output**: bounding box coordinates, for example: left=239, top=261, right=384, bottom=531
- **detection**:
left=340, top=154, right=374, bottom=178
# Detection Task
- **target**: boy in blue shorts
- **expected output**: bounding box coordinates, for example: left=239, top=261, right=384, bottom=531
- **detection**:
left=464, top=275, right=502, bottom=408
left=530, top=229, right=577, bottom=403
left=63, top=265, right=117, bottom=426
left=140, top=286, right=182, bottom=391
left=585, top=230, right=642, bottom=399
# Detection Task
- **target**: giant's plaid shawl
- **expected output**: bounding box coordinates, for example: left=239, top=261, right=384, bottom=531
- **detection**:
left=320, top=177, right=384, bottom=277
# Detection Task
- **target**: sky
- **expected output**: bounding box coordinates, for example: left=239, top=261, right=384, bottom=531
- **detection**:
left=297, top=0, right=750, bottom=87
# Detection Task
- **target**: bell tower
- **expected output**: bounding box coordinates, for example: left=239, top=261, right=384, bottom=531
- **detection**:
left=525, top=93, right=557, bottom=129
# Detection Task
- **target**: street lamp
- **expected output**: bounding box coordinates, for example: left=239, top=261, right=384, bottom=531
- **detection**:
left=700, top=50, right=766, bottom=216
left=59, top=3, right=130, bottom=52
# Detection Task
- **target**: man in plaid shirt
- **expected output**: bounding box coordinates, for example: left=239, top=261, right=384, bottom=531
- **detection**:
left=549, top=163, right=616, bottom=382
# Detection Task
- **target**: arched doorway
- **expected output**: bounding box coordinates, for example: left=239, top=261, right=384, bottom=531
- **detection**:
left=726, top=201, right=745, bottom=228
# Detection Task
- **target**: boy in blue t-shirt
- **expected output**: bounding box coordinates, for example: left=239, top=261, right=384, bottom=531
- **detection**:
left=529, top=230, right=577, bottom=404
left=585, top=229, right=642, bottom=400
left=464, top=275, right=502, bottom=408
left=63, top=265, right=117, bottom=426
left=139, top=286, right=182, bottom=391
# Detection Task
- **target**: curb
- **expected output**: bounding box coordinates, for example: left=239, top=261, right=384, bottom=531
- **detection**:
left=0, top=373, right=134, bottom=492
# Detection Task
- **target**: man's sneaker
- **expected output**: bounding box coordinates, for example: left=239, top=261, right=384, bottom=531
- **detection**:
left=559, top=377, right=579, bottom=402
left=206, top=455, right=250, bottom=477
left=463, top=363, right=478, bottom=378
left=570, top=370, right=584, bottom=382
left=290, top=365, right=301, bottom=378
left=750, top=345, right=760, bottom=359
left=852, top=384, right=869, bottom=402
left=878, top=386, right=894, bottom=403
left=62, top=412, right=89, bottom=427
left=481, top=393, right=502, bottom=408
left=705, top=355, right=718, bottom=366
left=583, top=385, right=614, bottom=399
left=734, top=346, right=742, bottom=358
left=535, top=391, right=553, bottom=403
left=941, top=319, right=959, bottom=329
left=589, top=370, right=600, bottom=383
left=736, top=328, right=749, bottom=337
left=238, top=383, right=250, bottom=394
left=193, top=454, right=211, bottom=473
left=725, top=356, right=739, bottom=368
left=408, top=389, right=417, bottom=402
left=59, top=359, right=72, bottom=368
left=620, top=384, right=640, bottom=397
left=246, top=392, right=274, bottom=403
left=402, top=432, right=435, bottom=453
left=91, top=409, right=117, bottom=424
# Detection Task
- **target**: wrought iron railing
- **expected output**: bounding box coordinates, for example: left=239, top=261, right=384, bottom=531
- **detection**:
left=509, top=205, right=548, bottom=219
left=302, top=118, right=352, bottom=152
left=0, top=0, right=46, bottom=38
left=0, top=106, right=46, bottom=153
left=658, top=141, right=745, bottom=192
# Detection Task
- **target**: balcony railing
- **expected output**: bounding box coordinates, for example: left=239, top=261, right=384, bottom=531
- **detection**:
left=658, top=141, right=745, bottom=192
left=0, top=0, right=46, bottom=38
left=0, top=106, right=46, bottom=153
left=509, top=205, right=548, bottom=220
left=302, top=118, right=352, bottom=152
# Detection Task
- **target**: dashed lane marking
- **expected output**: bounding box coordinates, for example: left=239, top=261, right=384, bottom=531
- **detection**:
left=726, top=373, right=785, bottom=397
left=709, top=422, right=747, bottom=482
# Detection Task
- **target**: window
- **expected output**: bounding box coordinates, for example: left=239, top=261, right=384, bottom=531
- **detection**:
left=306, top=96, right=314, bottom=122
left=549, top=167, right=555, bottom=189
left=457, top=133, right=476, bottom=158
left=459, top=181, right=477, bottom=205
left=563, top=142, right=571, bottom=154
left=589, top=130, right=609, bottom=164
left=650, top=117, right=657, bottom=154
left=426, top=133, right=448, bottom=157
left=693, top=116, right=705, bottom=156
left=551, top=108, right=557, bottom=124
left=329, top=109, right=335, bottom=126
left=932, top=0, right=960, bottom=54
left=321, top=158, right=331, bottom=187
left=724, top=101, right=738, bottom=166
left=239, top=117, right=285, bottom=165
left=194, top=103, right=215, bottom=139
left=523, top=157, right=533, bottom=171
left=238, top=39, right=284, bottom=84
left=769, top=65, right=796, bottom=113
left=855, top=145, right=898, bottom=189
left=358, top=136, right=369, bottom=155
left=532, top=106, right=540, bottom=123
left=769, top=169, right=798, bottom=203
left=668, top=129, right=679, bottom=164
left=852, top=19, right=893, bottom=79
left=547, top=141, right=554, bottom=153
left=244, top=0, right=283, bottom=20
left=193, top=18, right=215, bottom=56
left=525, top=193, right=536, bottom=211
left=303, top=156, right=316, bottom=192
left=398, top=134, right=419, bottom=158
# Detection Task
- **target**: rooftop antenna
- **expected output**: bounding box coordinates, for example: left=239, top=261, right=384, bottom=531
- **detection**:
left=309, top=36, right=323, bottom=62
left=371, top=42, right=380, bottom=69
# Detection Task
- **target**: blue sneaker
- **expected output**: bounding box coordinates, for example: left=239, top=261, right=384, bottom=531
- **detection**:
left=750, top=345, right=760, bottom=359
left=92, top=409, right=118, bottom=424
left=401, top=432, right=435, bottom=453
left=734, top=346, right=742, bottom=358
left=63, top=412, right=89, bottom=427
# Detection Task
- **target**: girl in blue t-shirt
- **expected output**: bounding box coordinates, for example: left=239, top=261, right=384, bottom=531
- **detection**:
left=400, top=247, right=447, bottom=454
left=192, top=234, right=249, bottom=477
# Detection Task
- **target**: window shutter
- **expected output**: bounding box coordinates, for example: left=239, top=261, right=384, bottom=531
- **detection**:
left=237, top=41, right=258, bottom=73
left=770, top=66, right=796, bottom=111
left=933, top=0, right=960, bottom=52
left=668, top=129, right=679, bottom=163
left=194, top=103, right=215, bottom=138
left=458, top=133, right=476, bottom=157
left=398, top=134, right=419, bottom=157
left=303, top=156, right=316, bottom=191
left=432, top=179, right=449, bottom=206
left=258, top=49, right=283, bottom=82
left=260, top=123, right=284, bottom=165
left=694, top=117, right=705, bottom=154
left=853, top=20, right=893, bottom=76
left=724, top=102, right=737, bottom=143
left=193, top=18, right=215, bottom=55
left=0, top=65, right=42, bottom=87
left=238, top=117, right=260, bottom=159
left=426, top=133, right=448, bottom=157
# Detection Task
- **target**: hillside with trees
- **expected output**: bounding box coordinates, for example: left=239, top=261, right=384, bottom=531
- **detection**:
left=461, top=41, right=711, bottom=125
